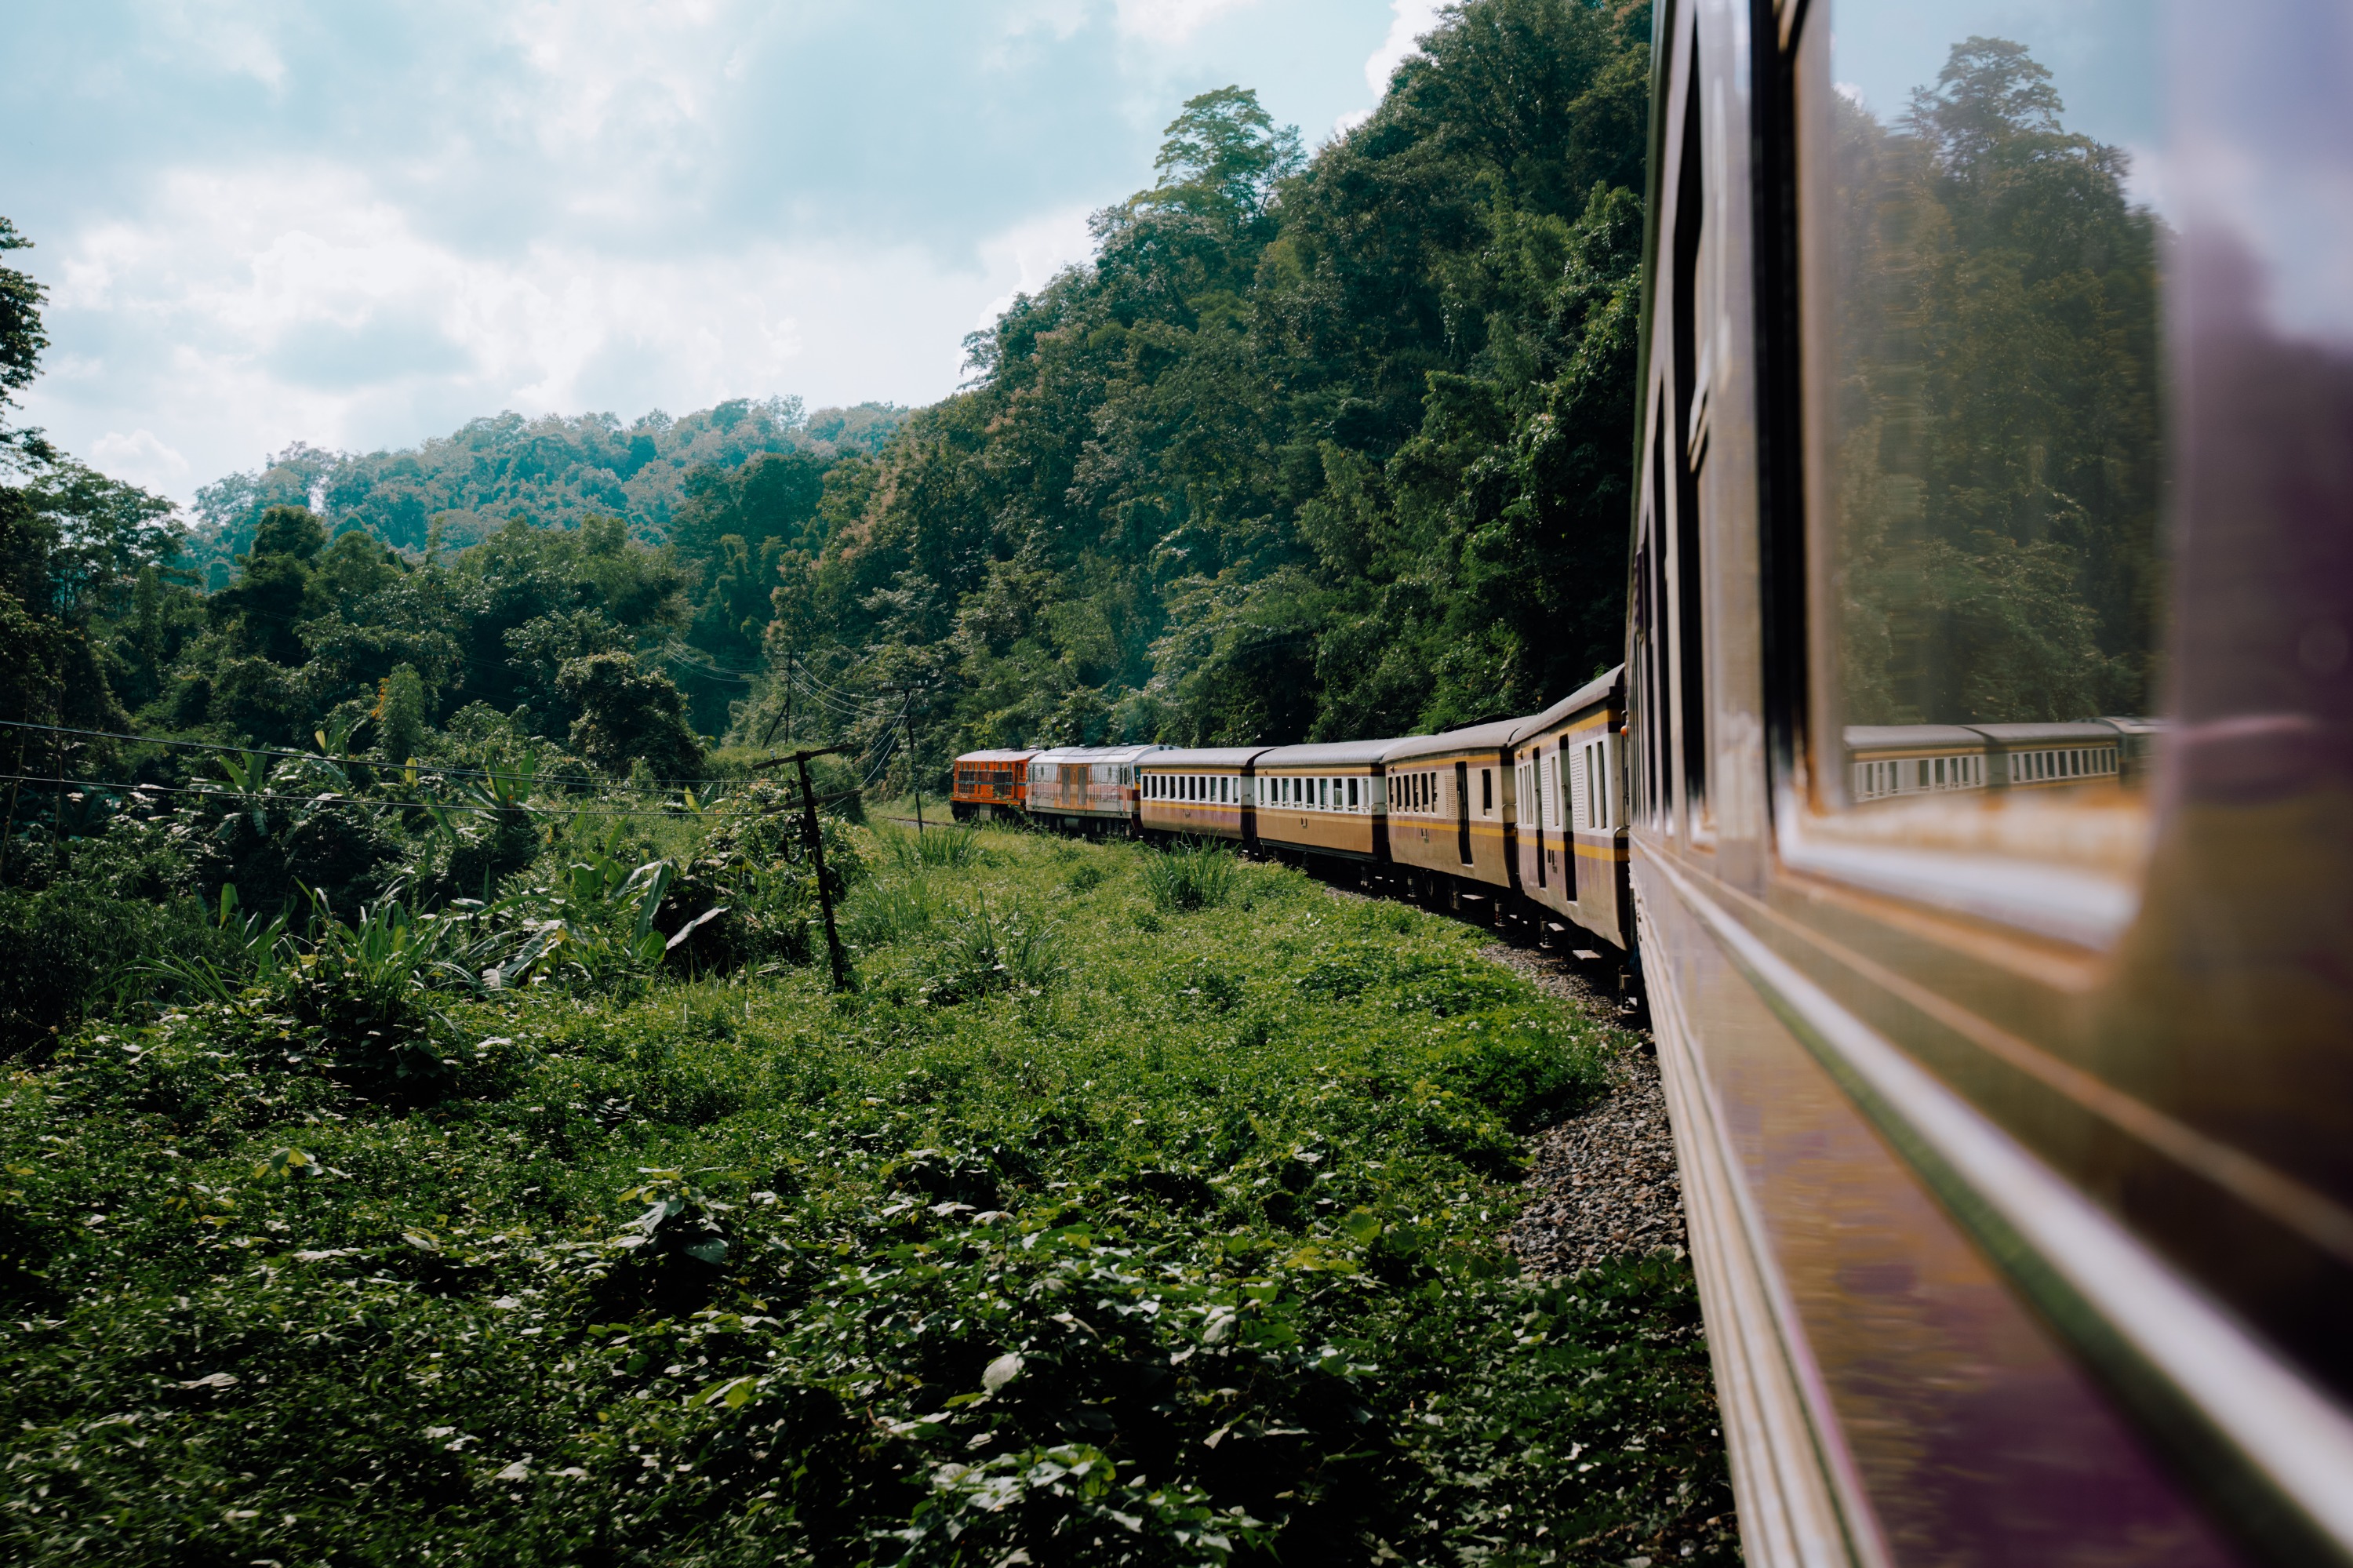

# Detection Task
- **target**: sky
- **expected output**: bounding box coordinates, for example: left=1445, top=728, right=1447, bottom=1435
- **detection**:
left=1827, top=0, right=2162, bottom=202
left=5, top=0, right=1448, bottom=504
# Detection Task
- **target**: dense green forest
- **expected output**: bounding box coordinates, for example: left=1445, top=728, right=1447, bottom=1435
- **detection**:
left=2, top=0, right=1651, bottom=797
left=187, top=399, right=909, bottom=582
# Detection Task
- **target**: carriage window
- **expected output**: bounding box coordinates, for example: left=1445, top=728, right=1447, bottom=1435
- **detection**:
left=1807, top=9, right=2165, bottom=807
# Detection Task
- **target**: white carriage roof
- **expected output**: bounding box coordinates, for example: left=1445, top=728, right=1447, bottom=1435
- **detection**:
left=1844, top=725, right=1984, bottom=752
left=1027, top=744, right=1162, bottom=765
left=1966, top=721, right=2142, bottom=744
left=1505, top=665, right=1626, bottom=745
left=1139, top=747, right=1270, bottom=769
left=1254, top=737, right=1417, bottom=768
left=955, top=748, right=1041, bottom=762
left=1382, top=716, right=1521, bottom=762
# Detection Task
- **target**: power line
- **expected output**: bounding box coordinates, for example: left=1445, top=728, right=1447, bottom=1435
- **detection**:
left=0, top=771, right=714, bottom=821
left=0, top=717, right=751, bottom=791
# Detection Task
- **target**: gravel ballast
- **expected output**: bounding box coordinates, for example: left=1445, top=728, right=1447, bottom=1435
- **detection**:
left=1482, top=943, right=1689, bottom=1277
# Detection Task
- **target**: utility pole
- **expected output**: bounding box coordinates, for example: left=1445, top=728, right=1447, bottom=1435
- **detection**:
left=795, top=747, right=854, bottom=991
left=904, top=685, right=923, bottom=835
left=756, top=649, right=795, bottom=750
left=757, top=744, right=854, bottom=991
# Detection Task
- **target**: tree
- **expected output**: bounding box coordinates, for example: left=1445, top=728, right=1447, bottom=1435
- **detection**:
left=558, top=651, right=703, bottom=780
left=0, top=216, right=48, bottom=460
left=376, top=662, right=427, bottom=762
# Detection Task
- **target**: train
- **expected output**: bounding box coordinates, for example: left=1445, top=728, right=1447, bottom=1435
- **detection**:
left=948, top=676, right=1635, bottom=955
left=953, top=2, right=2353, bottom=1563
left=949, top=706, right=2155, bottom=963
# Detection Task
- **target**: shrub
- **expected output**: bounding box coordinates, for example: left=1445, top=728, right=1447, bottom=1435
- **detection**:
left=877, top=822, right=984, bottom=873
left=1142, top=841, right=1235, bottom=911
left=0, top=881, right=224, bottom=1060
left=922, top=899, right=1063, bottom=1004
left=842, top=879, right=936, bottom=949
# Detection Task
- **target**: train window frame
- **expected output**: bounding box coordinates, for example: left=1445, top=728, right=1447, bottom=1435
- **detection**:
left=1771, top=0, right=2161, bottom=951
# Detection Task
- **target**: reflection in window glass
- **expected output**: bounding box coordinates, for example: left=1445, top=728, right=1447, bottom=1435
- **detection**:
left=1820, top=16, right=2164, bottom=801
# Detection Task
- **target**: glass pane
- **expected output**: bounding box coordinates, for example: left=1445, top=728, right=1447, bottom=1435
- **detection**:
left=1820, top=6, right=2165, bottom=803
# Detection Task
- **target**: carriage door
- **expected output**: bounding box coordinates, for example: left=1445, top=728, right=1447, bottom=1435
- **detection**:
left=1454, top=761, right=1473, bottom=864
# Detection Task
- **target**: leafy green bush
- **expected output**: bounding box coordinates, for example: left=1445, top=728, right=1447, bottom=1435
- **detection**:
left=842, top=879, right=936, bottom=949
left=0, top=871, right=226, bottom=1060
left=878, top=821, right=985, bottom=873
left=921, top=898, right=1064, bottom=1004
left=1141, top=840, right=1236, bottom=912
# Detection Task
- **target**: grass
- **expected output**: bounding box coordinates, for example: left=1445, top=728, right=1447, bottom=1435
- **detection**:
left=0, top=826, right=1734, bottom=1566
left=1140, top=840, right=1237, bottom=912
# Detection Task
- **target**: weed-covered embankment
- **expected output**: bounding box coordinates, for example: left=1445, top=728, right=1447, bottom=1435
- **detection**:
left=0, top=828, right=1732, bottom=1565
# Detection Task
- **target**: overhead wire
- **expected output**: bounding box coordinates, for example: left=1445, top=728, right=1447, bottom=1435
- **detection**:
left=0, top=771, right=718, bottom=820
left=0, top=717, right=748, bottom=791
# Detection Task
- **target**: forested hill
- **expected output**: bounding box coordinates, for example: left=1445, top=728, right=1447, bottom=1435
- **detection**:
left=186, top=398, right=911, bottom=583
left=0, top=0, right=1652, bottom=787
left=829, top=0, right=1653, bottom=750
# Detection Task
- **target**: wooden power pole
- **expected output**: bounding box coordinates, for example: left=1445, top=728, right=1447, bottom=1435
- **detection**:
left=904, top=686, right=923, bottom=835
left=758, top=744, right=854, bottom=991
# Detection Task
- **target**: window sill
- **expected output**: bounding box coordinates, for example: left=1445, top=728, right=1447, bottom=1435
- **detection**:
left=1777, top=788, right=2152, bottom=951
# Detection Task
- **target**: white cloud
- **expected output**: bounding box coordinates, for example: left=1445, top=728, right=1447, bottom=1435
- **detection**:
left=89, top=429, right=191, bottom=493
left=1362, top=0, right=1446, bottom=94
left=974, top=206, right=1098, bottom=328
left=20, top=160, right=1119, bottom=499
left=136, top=0, right=289, bottom=90
left=1334, top=0, right=1445, bottom=132
left=9, top=0, right=1403, bottom=500
left=1112, top=0, right=1260, bottom=45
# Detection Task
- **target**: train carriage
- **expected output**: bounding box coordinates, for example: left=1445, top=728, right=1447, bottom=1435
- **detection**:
left=1022, top=744, right=1155, bottom=834
left=1138, top=747, right=1267, bottom=842
left=948, top=748, right=1038, bottom=821
left=1971, top=722, right=2126, bottom=794
left=1380, top=721, right=1520, bottom=910
left=1624, top=1, right=2353, bottom=1563
left=1249, top=740, right=1400, bottom=864
left=1844, top=725, right=1989, bottom=803
left=1510, top=668, right=1631, bottom=951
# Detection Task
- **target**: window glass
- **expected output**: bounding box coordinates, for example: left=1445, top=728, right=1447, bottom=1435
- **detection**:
left=1815, top=11, right=2164, bottom=804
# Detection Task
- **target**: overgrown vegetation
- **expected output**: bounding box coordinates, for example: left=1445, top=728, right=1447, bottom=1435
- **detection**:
left=0, top=828, right=1733, bottom=1564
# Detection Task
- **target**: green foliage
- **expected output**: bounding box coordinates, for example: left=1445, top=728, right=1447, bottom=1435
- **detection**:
left=921, top=896, right=1065, bottom=1004
left=187, top=399, right=911, bottom=563
left=0, top=828, right=1727, bottom=1565
left=1141, top=840, right=1237, bottom=911
left=558, top=650, right=704, bottom=779
left=842, top=877, right=938, bottom=950
left=377, top=661, right=428, bottom=761
left=878, top=821, right=986, bottom=873
left=1, top=214, right=46, bottom=453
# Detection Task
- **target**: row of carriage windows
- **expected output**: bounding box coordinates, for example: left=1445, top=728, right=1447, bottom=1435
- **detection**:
left=1516, top=737, right=1619, bottom=834
left=1851, top=746, right=2118, bottom=803
left=1253, top=776, right=1363, bottom=812
left=1145, top=773, right=1236, bottom=804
